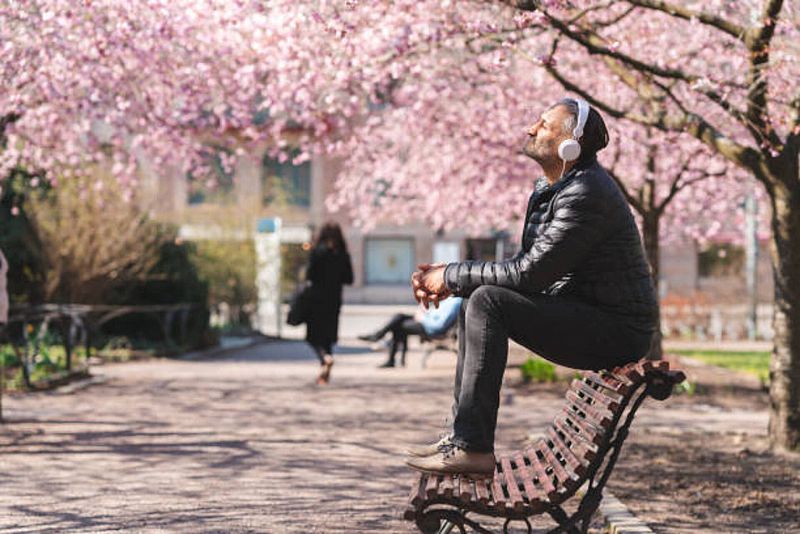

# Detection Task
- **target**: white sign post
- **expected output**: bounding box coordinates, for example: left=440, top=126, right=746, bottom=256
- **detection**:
left=255, top=217, right=282, bottom=337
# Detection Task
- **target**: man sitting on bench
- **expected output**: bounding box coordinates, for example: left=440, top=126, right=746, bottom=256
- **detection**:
left=359, top=297, right=462, bottom=368
left=407, top=98, right=659, bottom=479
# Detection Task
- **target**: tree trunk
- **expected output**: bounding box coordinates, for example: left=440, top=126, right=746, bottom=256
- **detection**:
left=767, top=160, right=800, bottom=451
left=640, top=210, right=663, bottom=360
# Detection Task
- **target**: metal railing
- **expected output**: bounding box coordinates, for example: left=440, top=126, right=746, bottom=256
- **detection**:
left=3, top=303, right=198, bottom=389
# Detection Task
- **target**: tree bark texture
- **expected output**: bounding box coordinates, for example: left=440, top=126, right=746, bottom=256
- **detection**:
left=640, top=210, right=663, bottom=361
left=767, top=158, right=800, bottom=451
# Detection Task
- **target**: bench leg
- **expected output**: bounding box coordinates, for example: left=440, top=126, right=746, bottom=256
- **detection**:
left=415, top=507, right=500, bottom=534
left=546, top=506, right=582, bottom=534
left=421, top=347, right=433, bottom=369
left=416, top=508, right=467, bottom=534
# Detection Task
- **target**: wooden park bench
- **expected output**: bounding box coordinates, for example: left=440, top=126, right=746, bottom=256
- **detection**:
left=404, top=359, right=686, bottom=533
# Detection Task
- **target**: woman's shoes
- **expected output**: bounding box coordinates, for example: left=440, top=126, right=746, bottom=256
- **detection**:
left=317, top=355, right=334, bottom=384
left=358, top=333, right=382, bottom=342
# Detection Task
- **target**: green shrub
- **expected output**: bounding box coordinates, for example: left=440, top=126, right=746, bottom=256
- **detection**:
left=192, top=239, right=256, bottom=328
left=520, top=357, right=557, bottom=383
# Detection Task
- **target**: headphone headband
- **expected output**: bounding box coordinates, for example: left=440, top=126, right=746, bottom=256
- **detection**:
left=573, top=98, right=589, bottom=139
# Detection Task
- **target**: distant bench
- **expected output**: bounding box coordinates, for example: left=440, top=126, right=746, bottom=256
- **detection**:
left=404, top=359, right=686, bottom=533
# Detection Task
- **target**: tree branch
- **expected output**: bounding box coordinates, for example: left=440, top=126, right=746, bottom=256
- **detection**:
left=541, top=58, right=766, bottom=179
left=0, top=112, right=22, bottom=148
left=542, top=61, right=648, bottom=122
left=543, top=12, right=694, bottom=81
left=606, top=166, right=643, bottom=214
left=744, top=0, right=784, bottom=154
left=786, top=91, right=800, bottom=150
left=624, top=0, right=746, bottom=41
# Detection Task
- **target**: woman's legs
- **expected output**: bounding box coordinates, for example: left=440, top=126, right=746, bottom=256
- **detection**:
left=311, top=343, right=334, bottom=384
left=379, top=318, right=426, bottom=367
left=359, top=313, right=412, bottom=342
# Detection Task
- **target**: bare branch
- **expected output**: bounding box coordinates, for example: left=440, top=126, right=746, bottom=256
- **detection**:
left=543, top=10, right=695, bottom=81
left=567, top=2, right=615, bottom=25
left=542, top=62, right=647, bottom=122
left=655, top=150, right=704, bottom=214
left=542, top=58, right=766, bottom=178
left=606, top=166, right=643, bottom=214
left=624, top=0, right=746, bottom=41
left=591, top=6, right=637, bottom=30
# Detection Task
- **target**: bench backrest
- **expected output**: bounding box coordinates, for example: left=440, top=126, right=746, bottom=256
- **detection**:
left=500, top=360, right=686, bottom=512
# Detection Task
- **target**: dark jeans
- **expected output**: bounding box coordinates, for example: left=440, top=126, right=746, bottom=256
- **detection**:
left=375, top=314, right=426, bottom=366
left=450, top=286, right=654, bottom=453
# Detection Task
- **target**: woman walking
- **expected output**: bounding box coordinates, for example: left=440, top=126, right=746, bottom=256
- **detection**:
left=305, top=222, right=353, bottom=384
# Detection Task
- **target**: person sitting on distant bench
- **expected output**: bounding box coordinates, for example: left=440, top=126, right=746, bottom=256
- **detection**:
left=358, top=297, right=463, bottom=368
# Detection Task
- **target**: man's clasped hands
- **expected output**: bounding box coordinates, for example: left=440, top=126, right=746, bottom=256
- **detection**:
left=411, top=263, right=452, bottom=309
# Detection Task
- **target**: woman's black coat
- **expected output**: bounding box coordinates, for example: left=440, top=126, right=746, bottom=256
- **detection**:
left=305, top=244, right=354, bottom=351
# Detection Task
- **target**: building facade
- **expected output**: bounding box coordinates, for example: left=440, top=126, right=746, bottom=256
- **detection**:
left=142, top=149, right=773, bottom=311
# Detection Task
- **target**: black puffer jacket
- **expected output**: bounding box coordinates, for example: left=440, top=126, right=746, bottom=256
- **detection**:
left=444, top=159, right=658, bottom=331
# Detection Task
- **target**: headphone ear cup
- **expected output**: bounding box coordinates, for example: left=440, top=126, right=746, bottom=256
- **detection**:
left=558, top=139, right=581, bottom=161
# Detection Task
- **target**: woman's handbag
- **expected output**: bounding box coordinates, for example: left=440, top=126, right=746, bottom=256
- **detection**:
left=286, top=283, right=312, bottom=326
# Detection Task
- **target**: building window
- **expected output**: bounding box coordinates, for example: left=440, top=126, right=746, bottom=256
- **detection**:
left=187, top=147, right=235, bottom=205
left=433, top=241, right=460, bottom=264
left=465, top=233, right=513, bottom=262
left=365, top=238, right=414, bottom=285
left=262, top=151, right=311, bottom=207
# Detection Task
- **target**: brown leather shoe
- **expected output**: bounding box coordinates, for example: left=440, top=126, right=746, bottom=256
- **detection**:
left=405, top=443, right=496, bottom=479
left=405, top=435, right=453, bottom=458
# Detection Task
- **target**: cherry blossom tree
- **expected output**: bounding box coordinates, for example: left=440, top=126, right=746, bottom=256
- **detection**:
left=3, top=1, right=795, bottom=448
left=494, top=0, right=800, bottom=450
left=316, top=1, right=760, bottom=362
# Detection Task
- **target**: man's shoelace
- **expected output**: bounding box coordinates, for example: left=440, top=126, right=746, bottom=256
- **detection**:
left=437, top=441, right=459, bottom=459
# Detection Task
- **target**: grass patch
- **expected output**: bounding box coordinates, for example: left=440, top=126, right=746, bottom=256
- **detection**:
left=672, top=349, right=770, bottom=385
left=520, top=356, right=558, bottom=383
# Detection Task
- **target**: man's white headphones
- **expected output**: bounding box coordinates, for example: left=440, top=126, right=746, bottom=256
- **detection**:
left=557, top=98, right=590, bottom=162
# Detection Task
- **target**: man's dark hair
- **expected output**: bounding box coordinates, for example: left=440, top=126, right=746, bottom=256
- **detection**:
left=556, top=98, right=610, bottom=162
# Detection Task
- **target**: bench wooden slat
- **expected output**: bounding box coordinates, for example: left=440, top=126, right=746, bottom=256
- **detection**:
left=425, top=475, right=441, bottom=499
left=524, top=444, right=558, bottom=501
left=552, top=416, right=601, bottom=458
left=603, top=368, right=637, bottom=388
left=611, top=364, right=645, bottom=383
left=491, top=469, right=508, bottom=511
left=573, top=378, right=621, bottom=411
left=585, top=370, right=632, bottom=396
left=458, top=477, right=473, bottom=503
left=501, top=456, right=526, bottom=512
left=439, top=475, right=454, bottom=498
left=409, top=475, right=428, bottom=507
left=538, top=436, right=579, bottom=492
left=513, top=450, right=547, bottom=506
left=475, top=478, right=491, bottom=505
left=565, top=390, right=613, bottom=429
left=559, top=412, right=606, bottom=448
left=581, top=375, right=624, bottom=401
left=546, top=426, right=588, bottom=478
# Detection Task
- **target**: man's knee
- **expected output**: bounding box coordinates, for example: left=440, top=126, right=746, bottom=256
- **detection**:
left=466, top=285, right=506, bottom=314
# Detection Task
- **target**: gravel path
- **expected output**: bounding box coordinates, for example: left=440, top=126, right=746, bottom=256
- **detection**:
left=0, top=338, right=777, bottom=533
